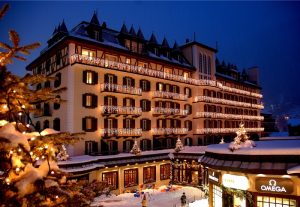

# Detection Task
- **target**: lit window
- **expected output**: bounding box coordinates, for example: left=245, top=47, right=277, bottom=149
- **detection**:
left=158, top=83, right=164, bottom=92
left=86, top=95, right=92, bottom=107
left=126, top=58, right=131, bottom=64
left=183, top=72, right=189, bottom=79
left=82, top=49, right=95, bottom=57
left=86, top=71, right=93, bottom=84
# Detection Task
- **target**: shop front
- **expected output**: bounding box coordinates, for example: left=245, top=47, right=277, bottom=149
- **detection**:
left=200, top=140, right=300, bottom=207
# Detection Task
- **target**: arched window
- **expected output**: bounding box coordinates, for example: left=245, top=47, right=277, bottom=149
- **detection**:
left=53, top=95, right=61, bottom=110
left=43, top=120, right=49, bottom=129
left=53, top=118, right=60, bottom=131
left=54, top=73, right=61, bottom=88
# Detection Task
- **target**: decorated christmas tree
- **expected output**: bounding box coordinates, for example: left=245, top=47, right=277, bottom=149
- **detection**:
left=174, top=137, right=184, bottom=152
left=0, top=4, right=110, bottom=206
left=130, top=139, right=141, bottom=155
left=228, top=123, right=256, bottom=151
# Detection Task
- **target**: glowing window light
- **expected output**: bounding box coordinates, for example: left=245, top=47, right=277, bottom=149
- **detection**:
left=222, top=174, right=249, bottom=190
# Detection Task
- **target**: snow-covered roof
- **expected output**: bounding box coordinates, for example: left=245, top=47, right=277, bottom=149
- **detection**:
left=287, top=165, right=300, bottom=174
left=205, top=140, right=300, bottom=156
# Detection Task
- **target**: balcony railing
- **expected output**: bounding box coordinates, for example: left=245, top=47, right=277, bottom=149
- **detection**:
left=152, top=91, right=188, bottom=101
left=194, top=96, right=264, bottom=109
left=101, top=106, right=142, bottom=116
left=196, top=127, right=264, bottom=134
left=195, top=112, right=264, bottom=121
left=70, top=54, right=262, bottom=98
left=101, top=128, right=142, bottom=137
left=152, top=128, right=189, bottom=135
left=100, top=83, right=142, bottom=96
left=152, top=107, right=188, bottom=116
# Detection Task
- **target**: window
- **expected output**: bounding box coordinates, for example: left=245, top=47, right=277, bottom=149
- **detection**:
left=43, top=120, right=49, bottom=129
left=104, top=118, right=117, bottom=129
left=157, top=83, right=164, bottom=91
left=53, top=95, right=60, bottom=110
left=94, top=31, right=100, bottom=41
left=82, top=93, right=98, bottom=108
left=140, top=139, right=151, bottom=151
left=35, top=121, right=41, bottom=131
left=185, top=138, right=192, bottom=146
left=124, top=169, right=138, bottom=187
left=143, top=166, right=156, bottom=183
left=82, top=117, right=97, bottom=132
left=185, top=104, right=192, bottom=115
left=104, top=96, right=117, bottom=107
left=36, top=83, right=42, bottom=91
left=83, top=70, right=98, bottom=85
left=123, top=118, right=135, bottom=129
left=184, top=87, right=192, bottom=98
left=43, top=103, right=51, bottom=116
left=140, top=80, right=150, bottom=92
left=183, top=72, right=189, bottom=79
left=54, top=73, right=61, bottom=88
left=212, top=184, right=223, bottom=207
left=257, top=196, right=296, bottom=207
left=44, top=80, right=50, bottom=88
left=140, top=100, right=151, bottom=112
left=185, top=120, right=192, bottom=131
left=102, top=172, right=118, bottom=190
left=123, top=140, right=133, bottom=152
left=123, top=77, right=134, bottom=87
left=173, top=85, right=179, bottom=93
left=157, top=119, right=164, bottom=128
left=141, top=119, right=151, bottom=131
left=53, top=118, right=60, bottom=131
left=160, top=164, right=170, bottom=180
left=82, top=48, right=95, bottom=57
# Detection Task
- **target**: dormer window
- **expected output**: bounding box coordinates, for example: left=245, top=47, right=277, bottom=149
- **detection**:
left=154, top=48, right=158, bottom=56
left=94, top=31, right=100, bottom=41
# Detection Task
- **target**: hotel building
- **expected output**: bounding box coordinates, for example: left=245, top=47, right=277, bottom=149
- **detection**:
left=26, top=13, right=264, bottom=157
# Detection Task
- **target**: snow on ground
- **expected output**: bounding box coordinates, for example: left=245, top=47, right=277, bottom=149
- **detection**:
left=91, top=185, right=207, bottom=207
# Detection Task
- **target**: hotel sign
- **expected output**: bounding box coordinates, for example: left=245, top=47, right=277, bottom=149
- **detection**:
left=255, top=178, right=294, bottom=194
left=208, top=171, right=220, bottom=184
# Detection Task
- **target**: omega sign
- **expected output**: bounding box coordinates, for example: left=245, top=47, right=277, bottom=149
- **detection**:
left=255, top=178, right=294, bottom=194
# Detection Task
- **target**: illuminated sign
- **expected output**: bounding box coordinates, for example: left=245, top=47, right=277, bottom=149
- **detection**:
left=255, top=178, right=294, bottom=194
left=222, top=174, right=249, bottom=190
left=208, top=171, right=220, bottom=184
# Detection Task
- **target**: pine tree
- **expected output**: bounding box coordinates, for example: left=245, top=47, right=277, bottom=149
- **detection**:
left=0, top=4, right=110, bottom=206
left=228, top=123, right=256, bottom=151
left=130, top=139, right=141, bottom=155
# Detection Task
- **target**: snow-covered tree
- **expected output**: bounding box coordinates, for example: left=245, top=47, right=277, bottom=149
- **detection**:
left=174, top=137, right=184, bottom=153
left=228, top=123, right=256, bottom=151
left=130, top=139, right=141, bottom=155
left=0, top=4, right=109, bottom=206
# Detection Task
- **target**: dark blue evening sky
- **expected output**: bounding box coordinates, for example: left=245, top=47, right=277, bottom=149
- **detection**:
left=1, top=1, right=300, bottom=113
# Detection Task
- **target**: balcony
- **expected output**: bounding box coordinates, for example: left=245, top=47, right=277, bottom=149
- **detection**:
left=152, top=107, right=188, bottom=117
left=152, top=91, right=188, bottom=101
left=101, top=106, right=142, bottom=116
left=195, top=112, right=264, bottom=121
left=196, top=127, right=264, bottom=134
left=152, top=128, right=188, bottom=135
left=100, top=83, right=142, bottom=96
left=70, top=54, right=263, bottom=98
left=194, top=96, right=264, bottom=109
left=101, top=128, right=142, bottom=137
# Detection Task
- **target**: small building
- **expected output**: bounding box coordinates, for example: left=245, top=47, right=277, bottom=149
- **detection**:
left=200, top=140, right=300, bottom=207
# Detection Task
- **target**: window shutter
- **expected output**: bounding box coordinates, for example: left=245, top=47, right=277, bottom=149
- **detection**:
left=140, top=119, right=143, bottom=129
left=156, top=82, right=159, bottom=90
left=104, top=74, right=109, bottom=83
left=92, top=95, right=98, bottom=108
left=178, top=120, right=181, bottom=128
left=170, top=102, right=174, bottom=109
left=177, top=86, right=180, bottom=93
left=123, top=77, right=126, bottom=85
left=123, top=141, right=126, bottom=151
left=147, top=140, right=151, bottom=150
left=92, top=72, right=98, bottom=84
left=82, top=117, right=86, bottom=130
left=189, top=88, right=192, bottom=97
left=147, top=120, right=151, bottom=130
left=140, top=80, right=143, bottom=89
left=83, top=71, right=87, bottom=83
left=132, top=99, right=135, bottom=107
left=131, top=78, right=135, bottom=87
left=123, top=98, right=126, bottom=107
left=170, top=119, right=174, bottom=128
left=104, top=96, right=108, bottom=105
left=113, top=75, right=117, bottom=84
left=157, top=119, right=159, bottom=128
left=189, top=105, right=192, bottom=114
left=163, top=83, right=166, bottom=91
left=132, top=119, right=135, bottom=128
left=123, top=119, right=126, bottom=128
left=162, top=101, right=166, bottom=108
left=113, top=97, right=117, bottom=106
left=113, top=141, right=118, bottom=152
left=155, top=101, right=159, bottom=107
left=146, top=100, right=151, bottom=111
left=113, top=119, right=118, bottom=128
left=92, top=141, right=98, bottom=153
left=104, top=119, right=108, bottom=128
left=189, top=121, right=192, bottom=130
left=162, top=119, right=166, bottom=128
left=82, top=94, right=87, bottom=107
left=92, top=118, right=97, bottom=131
left=147, top=81, right=150, bottom=91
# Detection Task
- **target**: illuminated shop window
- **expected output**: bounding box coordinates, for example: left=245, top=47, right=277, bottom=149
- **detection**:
left=257, top=196, right=296, bottom=207
left=212, top=185, right=222, bottom=207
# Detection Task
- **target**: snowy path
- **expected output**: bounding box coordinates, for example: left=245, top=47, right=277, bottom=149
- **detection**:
left=91, top=185, right=208, bottom=207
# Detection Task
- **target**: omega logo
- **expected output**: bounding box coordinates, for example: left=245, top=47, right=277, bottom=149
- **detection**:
left=260, top=179, right=286, bottom=193
left=256, top=178, right=293, bottom=194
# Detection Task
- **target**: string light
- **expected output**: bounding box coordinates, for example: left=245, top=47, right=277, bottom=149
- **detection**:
left=44, top=145, right=48, bottom=149
left=18, top=148, right=22, bottom=152
left=5, top=178, right=10, bottom=185
left=55, top=195, right=59, bottom=199
left=13, top=90, right=16, bottom=93
left=42, top=156, right=45, bottom=159
left=30, top=137, right=35, bottom=141
left=18, top=112, right=22, bottom=116
left=16, top=167, right=20, bottom=172
left=21, top=105, right=25, bottom=109
left=29, top=151, right=33, bottom=155
left=35, top=157, right=39, bottom=161
left=9, top=150, right=13, bottom=154
left=26, top=124, right=30, bottom=127
left=51, top=171, right=55, bottom=175
left=3, top=104, right=7, bottom=109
